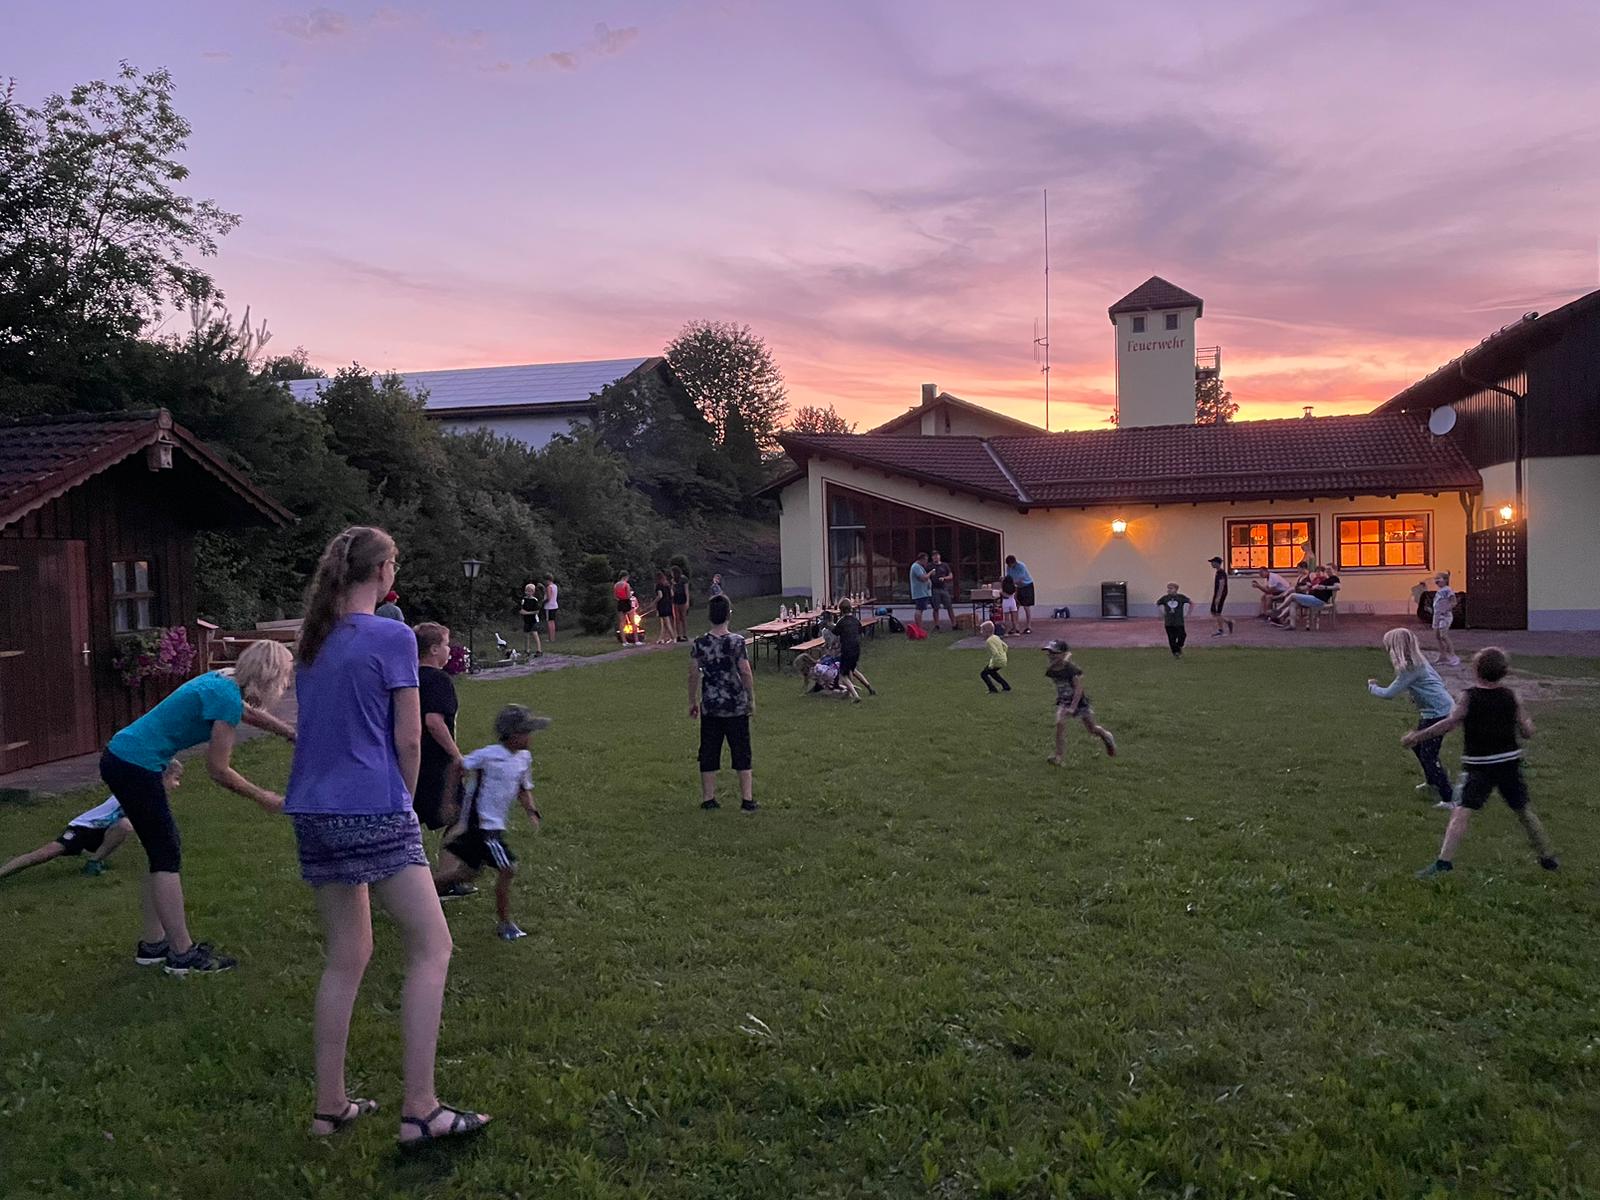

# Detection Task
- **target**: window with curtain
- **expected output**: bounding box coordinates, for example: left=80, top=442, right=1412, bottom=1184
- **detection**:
left=112, top=559, right=156, bottom=632
left=1226, top=519, right=1316, bottom=572
left=1336, top=514, right=1430, bottom=569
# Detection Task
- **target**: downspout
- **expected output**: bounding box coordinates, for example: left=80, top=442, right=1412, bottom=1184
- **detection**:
left=1458, top=361, right=1525, bottom=523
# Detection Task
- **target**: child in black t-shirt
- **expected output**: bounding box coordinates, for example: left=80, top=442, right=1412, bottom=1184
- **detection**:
left=1207, top=556, right=1233, bottom=637
left=1043, top=640, right=1116, bottom=765
left=1156, top=583, right=1191, bottom=658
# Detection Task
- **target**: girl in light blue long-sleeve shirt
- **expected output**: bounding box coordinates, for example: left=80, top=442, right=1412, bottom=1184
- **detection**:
left=1368, top=627, right=1455, bottom=806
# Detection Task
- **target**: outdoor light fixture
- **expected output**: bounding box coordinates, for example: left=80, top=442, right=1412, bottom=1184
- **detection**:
left=461, top=558, right=485, bottom=671
left=1497, top=504, right=1515, bottom=523
left=461, top=557, right=484, bottom=580
left=1110, top=518, right=1128, bottom=537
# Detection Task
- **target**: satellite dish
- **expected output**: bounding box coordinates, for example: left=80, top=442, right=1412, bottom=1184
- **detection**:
left=1428, top=406, right=1458, bottom=436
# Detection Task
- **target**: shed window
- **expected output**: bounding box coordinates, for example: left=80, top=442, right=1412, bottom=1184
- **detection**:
left=1164, top=313, right=1179, bottom=331
left=1226, top=519, right=1316, bottom=572
left=1131, top=316, right=1146, bottom=333
left=1336, top=514, right=1430, bottom=569
left=112, top=559, right=156, bottom=632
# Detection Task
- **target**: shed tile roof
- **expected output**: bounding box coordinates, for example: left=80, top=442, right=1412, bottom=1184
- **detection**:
left=0, top=409, right=292, bottom=530
left=285, top=356, right=656, bottom=413
left=778, top=414, right=1480, bottom=508
left=1108, top=276, right=1204, bottom=322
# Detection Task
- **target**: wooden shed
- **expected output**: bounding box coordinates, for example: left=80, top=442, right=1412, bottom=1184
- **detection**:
left=0, top=409, right=291, bottom=774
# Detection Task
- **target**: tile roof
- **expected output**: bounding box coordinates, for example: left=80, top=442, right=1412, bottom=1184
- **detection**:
left=0, top=409, right=292, bottom=530
left=778, top=414, right=1481, bottom=508
left=866, top=391, right=1044, bottom=436
left=285, top=357, right=657, bottom=413
left=1108, top=276, right=1204, bottom=322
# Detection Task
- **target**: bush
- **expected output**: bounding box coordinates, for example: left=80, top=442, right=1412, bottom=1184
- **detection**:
left=576, top=553, right=615, bottom=635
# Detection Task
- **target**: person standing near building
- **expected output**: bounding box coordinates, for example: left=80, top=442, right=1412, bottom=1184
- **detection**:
left=688, top=595, right=757, bottom=812
left=1431, top=571, right=1461, bottom=666
left=1207, top=556, right=1233, bottom=636
left=542, top=574, right=559, bottom=643
left=517, top=583, right=544, bottom=657
left=909, top=553, right=933, bottom=632
left=1156, top=583, right=1192, bottom=658
left=928, top=551, right=957, bottom=632
left=1004, top=555, right=1035, bottom=634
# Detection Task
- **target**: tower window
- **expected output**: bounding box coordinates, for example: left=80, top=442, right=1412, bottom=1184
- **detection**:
left=1131, top=316, right=1146, bottom=333
left=1165, top=313, right=1179, bottom=331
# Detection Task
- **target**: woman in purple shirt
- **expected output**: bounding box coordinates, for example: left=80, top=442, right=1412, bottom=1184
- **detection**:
left=286, top=526, right=489, bottom=1146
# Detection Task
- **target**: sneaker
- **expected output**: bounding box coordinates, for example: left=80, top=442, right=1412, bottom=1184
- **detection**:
left=438, top=882, right=478, bottom=901
left=1415, top=782, right=1432, bottom=791
left=497, top=922, right=528, bottom=941
left=1210, top=630, right=1224, bottom=637
left=740, top=799, right=759, bottom=813
left=134, top=939, right=170, bottom=966
left=164, top=942, right=237, bottom=975
left=1447, top=656, right=1462, bottom=667
left=1539, top=856, right=1560, bottom=871
left=1226, top=619, right=1235, bottom=634
left=700, top=798, right=721, bottom=810
left=82, top=859, right=107, bottom=876
left=1433, top=800, right=1457, bottom=809
left=1415, top=860, right=1454, bottom=880
left=1102, top=732, right=1117, bottom=758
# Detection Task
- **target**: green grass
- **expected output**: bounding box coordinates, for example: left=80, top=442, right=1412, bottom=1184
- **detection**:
left=3, top=638, right=1600, bottom=1198
left=481, top=594, right=800, bottom=660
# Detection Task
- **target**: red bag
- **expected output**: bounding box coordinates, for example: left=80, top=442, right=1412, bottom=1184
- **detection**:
left=905, top=621, right=928, bottom=640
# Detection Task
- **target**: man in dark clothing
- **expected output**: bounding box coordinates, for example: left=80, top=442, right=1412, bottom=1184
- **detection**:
left=832, top=599, right=876, bottom=696
left=1208, top=556, right=1233, bottom=637
left=1157, top=583, right=1192, bottom=658
left=413, top=623, right=464, bottom=840
left=928, top=552, right=956, bottom=631
left=689, top=595, right=758, bottom=812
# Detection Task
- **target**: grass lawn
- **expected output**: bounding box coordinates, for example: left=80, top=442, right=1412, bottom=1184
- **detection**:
left=3, top=635, right=1599, bottom=1198
left=480, top=594, right=801, bottom=661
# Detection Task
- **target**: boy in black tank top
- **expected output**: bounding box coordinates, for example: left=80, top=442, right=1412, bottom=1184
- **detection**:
left=1404, top=646, right=1558, bottom=879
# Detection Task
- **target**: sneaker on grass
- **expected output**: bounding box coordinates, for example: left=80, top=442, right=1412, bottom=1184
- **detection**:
left=134, top=939, right=170, bottom=966
left=438, top=882, right=478, bottom=900
left=700, top=798, right=721, bottom=810
left=164, top=943, right=237, bottom=975
left=1539, top=856, right=1560, bottom=871
left=82, top=859, right=107, bottom=876
left=740, top=799, right=759, bottom=813
left=497, top=922, right=527, bottom=941
left=1415, top=860, right=1453, bottom=880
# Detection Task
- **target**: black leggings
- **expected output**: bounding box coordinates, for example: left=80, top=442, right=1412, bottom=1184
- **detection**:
left=980, top=667, right=1010, bottom=692
left=1410, top=718, right=1453, bottom=805
left=1165, top=625, right=1187, bottom=654
left=100, top=749, right=181, bottom=872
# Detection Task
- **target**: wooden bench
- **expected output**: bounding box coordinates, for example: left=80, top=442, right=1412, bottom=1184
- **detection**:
left=781, top=636, right=826, bottom=670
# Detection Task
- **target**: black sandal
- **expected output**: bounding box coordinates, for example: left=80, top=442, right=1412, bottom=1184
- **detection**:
left=398, top=1104, right=492, bottom=1149
left=311, top=1097, right=378, bottom=1136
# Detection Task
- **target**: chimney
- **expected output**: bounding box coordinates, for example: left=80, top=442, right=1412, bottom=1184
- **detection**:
left=921, top=383, right=937, bottom=406
left=1302, top=406, right=1314, bottom=420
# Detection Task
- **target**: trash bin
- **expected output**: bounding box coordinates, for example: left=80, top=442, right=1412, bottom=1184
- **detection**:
left=1100, top=581, right=1129, bottom=620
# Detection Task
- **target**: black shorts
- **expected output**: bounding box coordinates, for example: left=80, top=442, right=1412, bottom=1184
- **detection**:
left=522, top=613, right=539, bottom=633
left=839, top=648, right=861, bottom=675
left=616, top=597, right=632, bottom=614
left=413, top=773, right=460, bottom=832
left=1457, top=760, right=1529, bottom=811
left=1210, top=595, right=1227, bottom=615
left=673, top=589, right=688, bottom=606
left=1017, top=583, right=1036, bottom=607
left=55, top=825, right=109, bottom=856
left=699, top=713, right=752, bottom=773
left=444, top=828, right=517, bottom=872
left=1055, top=694, right=1094, bottom=718
left=100, top=749, right=180, bottom=873
left=657, top=602, right=674, bottom=619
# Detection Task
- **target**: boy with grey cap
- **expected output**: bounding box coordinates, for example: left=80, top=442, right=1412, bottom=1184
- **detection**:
left=434, top=704, right=550, bottom=941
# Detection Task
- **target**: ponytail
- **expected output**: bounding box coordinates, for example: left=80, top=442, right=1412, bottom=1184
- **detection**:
left=297, top=526, right=395, bottom=666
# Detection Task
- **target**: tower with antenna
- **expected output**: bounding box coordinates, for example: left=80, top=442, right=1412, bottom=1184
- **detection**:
left=1032, top=190, right=1051, bottom=431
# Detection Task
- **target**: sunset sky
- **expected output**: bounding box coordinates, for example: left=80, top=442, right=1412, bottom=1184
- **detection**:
left=9, top=2, right=1599, bottom=429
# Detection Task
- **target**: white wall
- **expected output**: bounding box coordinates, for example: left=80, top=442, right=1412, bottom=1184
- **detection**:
left=1114, top=307, right=1198, bottom=428
left=778, top=479, right=812, bottom=596
left=915, top=406, right=1041, bottom=438
left=793, top=458, right=1468, bottom=616
left=1471, top=457, right=1600, bottom=630
left=435, top=412, right=589, bottom=448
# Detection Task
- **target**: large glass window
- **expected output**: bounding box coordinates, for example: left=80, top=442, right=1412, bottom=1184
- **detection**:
left=1336, top=514, right=1430, bottom=569
left=826, top=485, right=1002, bottom=601
left=112, top=559, right=155, bottom=632
left=1226, top=519, right=1316, bottom=572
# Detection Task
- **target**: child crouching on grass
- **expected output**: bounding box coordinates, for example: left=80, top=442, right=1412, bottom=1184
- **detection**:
left=0, top=760, right=181, bottom=880
left=1406, top=646, right=1558, bottom=880
left=433, top=704, right=549, bottom=940
left=979, top=620, right=1010, bottom=693
left=1043, top=640, right=1116, bottom=764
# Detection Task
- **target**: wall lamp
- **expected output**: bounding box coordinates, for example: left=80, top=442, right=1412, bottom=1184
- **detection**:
left=1110, top=518, right=1128, bottom=537
left=1497, top=504, right=1515, bottom=523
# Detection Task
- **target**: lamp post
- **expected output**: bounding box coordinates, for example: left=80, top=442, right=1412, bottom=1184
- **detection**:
left=461, top=557, right=484, bottom=671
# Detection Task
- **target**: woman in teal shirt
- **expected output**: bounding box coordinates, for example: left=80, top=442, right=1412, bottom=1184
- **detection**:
left=99, top=640, right=295, bottom=975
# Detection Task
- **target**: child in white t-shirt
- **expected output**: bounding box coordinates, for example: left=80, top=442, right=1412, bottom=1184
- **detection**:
left=1431, top=571, right=1461, bottom=666
left=433, top=705, right=547, bottom=940
left=0, top=760, right=182, bottom=880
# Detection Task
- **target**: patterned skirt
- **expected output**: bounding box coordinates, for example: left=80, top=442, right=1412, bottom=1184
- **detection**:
left=290, top=810, right=428, bottom=887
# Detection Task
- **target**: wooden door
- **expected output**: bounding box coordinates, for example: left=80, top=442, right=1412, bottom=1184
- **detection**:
left=0, top=539, right=98, bottom=773
left=1465, top=522, right=1528, bottom=630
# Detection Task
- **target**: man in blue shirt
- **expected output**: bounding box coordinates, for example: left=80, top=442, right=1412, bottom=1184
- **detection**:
left=1004, top=555, right=1035, bottom=634
left=909, top=553, right=932, bottom=631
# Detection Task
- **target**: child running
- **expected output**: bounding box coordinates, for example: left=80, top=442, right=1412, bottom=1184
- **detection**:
left=1043, top=639, right=1116, bottom=764
left=979, top=620, right=1010, bottom=693
left=1367, top=628, right=1455, bottom=807
left=1430, top=571, right=1461, bottom=666
left=833, top=599, right=875, bottom=696
left=433, top=704, right=549, bottom=940
left=0, top=761, right=182, bottom=880
left=1156, top=582, right=1192, bottom=658
left=1407, top=647, right=1558, bottom=879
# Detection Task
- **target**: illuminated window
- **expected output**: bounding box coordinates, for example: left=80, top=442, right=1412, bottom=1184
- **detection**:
left=1225, top=519, right=1316, bottom=572
left=1336, top=514, right=1430, bottom=570
left=826, top=485, right=1001, bottom=601
left=1164, top=313, right=1179, bottom=331
left=1131, top=316, right=1146, bottom=333
left=112, top=559, right=156, bottom=632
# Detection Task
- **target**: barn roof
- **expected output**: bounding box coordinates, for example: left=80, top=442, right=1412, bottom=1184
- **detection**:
left=0, top=409, right=293, bottom=532
left=776, top=413, right=1480, bottom=508
left=284, top=356, right=661, bottom=416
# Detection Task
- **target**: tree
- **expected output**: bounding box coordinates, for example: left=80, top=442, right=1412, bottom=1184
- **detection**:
left=575, top=553, right=616, bottom=635
left=788, top=403, right=855, bottom=434
left=260, top=346, right=324, bottom=382
left=0, top=65, right=239, bottom=379
left=1195, top=375, right=1238, bottom=425
left=665, top=320, right=788, bottom=452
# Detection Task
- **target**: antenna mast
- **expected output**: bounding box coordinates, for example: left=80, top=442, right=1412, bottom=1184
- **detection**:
left=1032, top=189, right=1051, bottom=431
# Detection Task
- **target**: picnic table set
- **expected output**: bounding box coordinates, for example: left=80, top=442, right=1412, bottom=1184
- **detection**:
left=744, top=602, right=879, bottom=667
